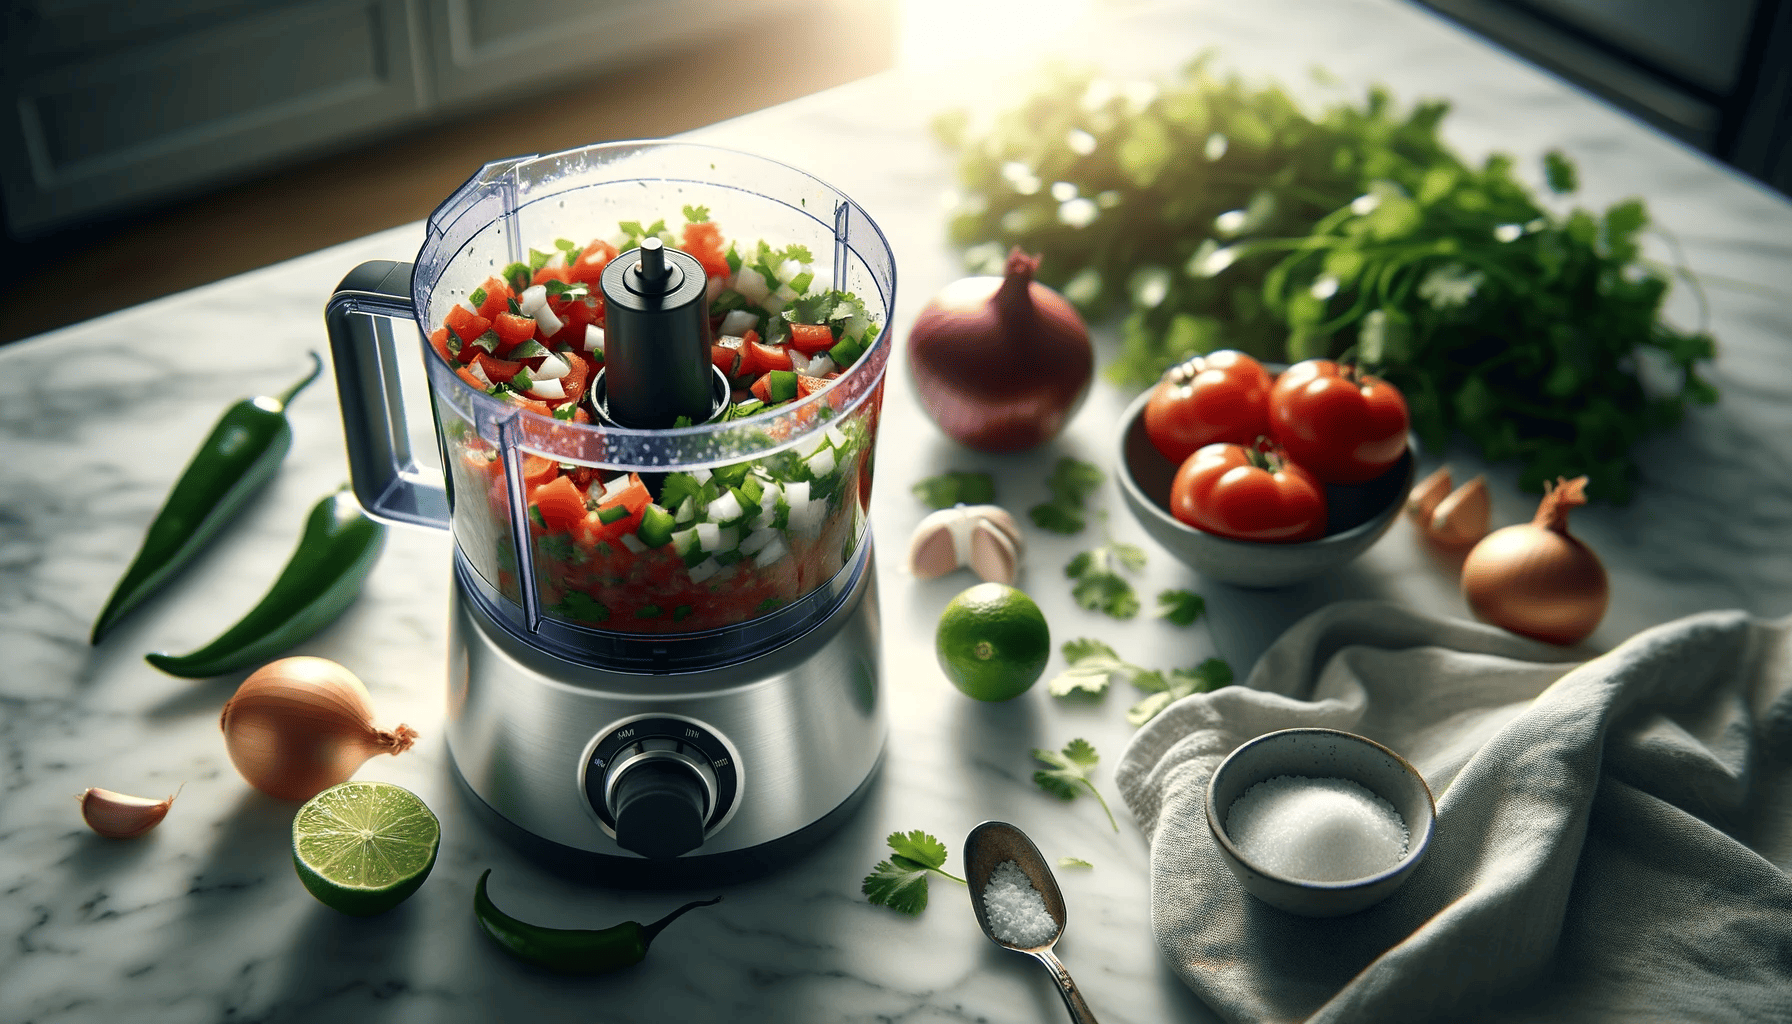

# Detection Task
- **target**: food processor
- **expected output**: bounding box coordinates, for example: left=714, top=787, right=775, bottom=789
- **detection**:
left=323, top=141, right=895, bottom=883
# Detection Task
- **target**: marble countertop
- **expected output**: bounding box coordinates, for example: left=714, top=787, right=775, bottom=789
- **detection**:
left=4, top=1, right=1790, bottom=1021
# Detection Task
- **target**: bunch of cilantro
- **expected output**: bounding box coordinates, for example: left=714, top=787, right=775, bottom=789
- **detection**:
left=934, top=60, right=1716, bottom=501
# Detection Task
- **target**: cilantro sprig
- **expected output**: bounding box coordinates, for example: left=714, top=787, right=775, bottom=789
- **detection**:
left=1033, top=739, right=1118, bottom=832
left=862, top=830, right=965, bottom=915
left=1065, top=534, right=1146, bottom=619
left=1156, top=589, right=1206, bottom=626
left=912, top=471, right=996, bottom=509
left=1030, top=458, right=1104, bottom=533
left=1046, top=639, right=1234, bottom=725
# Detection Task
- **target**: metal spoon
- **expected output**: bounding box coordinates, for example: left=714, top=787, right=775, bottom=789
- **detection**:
left=963, top=820, right=1100, bottom=1023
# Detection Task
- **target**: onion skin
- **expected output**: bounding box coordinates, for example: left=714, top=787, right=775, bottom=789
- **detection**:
left=219, top=656, right=416, bottom=801
left=1462, top=476, right=1609, bottom=645
left=907, top=248, right=1092, bottom=452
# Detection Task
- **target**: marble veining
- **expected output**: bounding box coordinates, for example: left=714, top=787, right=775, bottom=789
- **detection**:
left=3, top=1, right=1791, bottom=1022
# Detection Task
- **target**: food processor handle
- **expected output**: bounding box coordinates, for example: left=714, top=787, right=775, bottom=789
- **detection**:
left=324, top=261, right=451, bottom=530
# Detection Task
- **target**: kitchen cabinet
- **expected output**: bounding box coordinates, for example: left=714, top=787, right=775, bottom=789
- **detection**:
left=0, top=0, right=793, bottom=237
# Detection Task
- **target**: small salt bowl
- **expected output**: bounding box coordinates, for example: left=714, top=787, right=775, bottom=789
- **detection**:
left=1205, top=728, right=1435, bottom=918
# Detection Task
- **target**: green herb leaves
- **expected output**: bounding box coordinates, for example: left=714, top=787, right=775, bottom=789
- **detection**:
left=1030, top=458, right=1104, bottom=533
left=862, top=830, right=965, bottom=915
left=1066, top=541, right=1146, bottom=619
left=1155, top=589, right=1206, bottom=626
left=1032, top=739, right=1118, bottom=831
left=1048, top=640, right=1234, bottom=725
left=912, top=471, right=996, bottom=509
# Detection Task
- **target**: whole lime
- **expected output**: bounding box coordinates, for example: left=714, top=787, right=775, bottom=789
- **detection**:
left=936, top=583, right=1051, bottom=701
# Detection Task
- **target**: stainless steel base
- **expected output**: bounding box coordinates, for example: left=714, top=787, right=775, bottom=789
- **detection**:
left=445, top=555, right=884, bottom=869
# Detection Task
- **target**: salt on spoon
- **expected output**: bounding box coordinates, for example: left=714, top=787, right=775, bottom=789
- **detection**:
left=963, top=820, right=1100, bottom=1024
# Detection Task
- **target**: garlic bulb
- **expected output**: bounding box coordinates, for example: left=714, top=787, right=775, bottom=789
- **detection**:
left=907, top=504, right=1026, bottom=585
left=78, top=786, right=179, bottom=839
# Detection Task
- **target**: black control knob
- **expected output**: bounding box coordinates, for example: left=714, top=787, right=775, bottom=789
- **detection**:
left=610, top=757, right=709, bottom=860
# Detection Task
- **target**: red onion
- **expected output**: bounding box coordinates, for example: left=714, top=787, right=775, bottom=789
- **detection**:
left=907, top=248, right=1092, bottom=452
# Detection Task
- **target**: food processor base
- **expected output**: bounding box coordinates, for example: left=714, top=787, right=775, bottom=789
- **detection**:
left=445, top=548, right=886, bottom=885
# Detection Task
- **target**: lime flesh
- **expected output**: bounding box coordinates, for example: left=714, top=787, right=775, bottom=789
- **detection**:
left=292, top=781, right=440, bottom=916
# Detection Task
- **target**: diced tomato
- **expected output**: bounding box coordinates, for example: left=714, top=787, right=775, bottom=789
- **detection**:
left=750, top=375, right=772, bottom=403
left=475, top=277, right=512, bottom=322
left=557, top=299, right=599, bottom=333
left=795, top=374, right=828, bottom=399
left=560, top=352, right=592, bottom=406
left=530, top=475, right=587, bottom=533
left=428, top=327, right=456, bottom=366
left=566, top=465, right=599, bottom=490
left=711, top=340, right=741, bottom=377
left=567, top=240, right=619, bottom=285
left=505, top=393, right=554, bottom=417
left=444, top=305, right=491, bottom=345
left=522, top=455, right=559, bottom=490
left=460, top=445, right=501, bottom=482
left=532, top=265, right=572, bottom=287
left=680, top=221, right=731, bottom=284
left=788, top=323, right=836, bottom=355
left=474, top=352, right=524, bottom=383
left=492, top=313, right=536, bottom=353
left=574, top=474, right=651, bottom=548
left=455, top=366, right=487, bottom=391
left=739, top=339, right=792, bottom=377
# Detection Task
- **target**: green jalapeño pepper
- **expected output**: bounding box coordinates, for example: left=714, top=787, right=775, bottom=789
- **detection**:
left=145, top=486, right=387, bottom=678
left=91, top=353, right=324, bottom=644
left=473, top=869, right=721, bottom=974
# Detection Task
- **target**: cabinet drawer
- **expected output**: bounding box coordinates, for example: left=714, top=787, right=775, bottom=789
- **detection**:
left=1, top=0, right=426, bottom=236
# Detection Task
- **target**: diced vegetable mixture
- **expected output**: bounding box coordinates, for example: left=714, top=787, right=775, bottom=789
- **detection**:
left=429, top=208, right=884, bottom=633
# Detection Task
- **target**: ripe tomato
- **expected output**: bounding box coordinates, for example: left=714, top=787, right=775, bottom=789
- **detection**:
left=1143, top=350, right=1273, bottom=465
left=1268, top=359, right=1409, bottom=484
left=1169, top=441, right=1326, bottom=543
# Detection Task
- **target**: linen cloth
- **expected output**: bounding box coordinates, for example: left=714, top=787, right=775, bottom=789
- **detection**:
left=1116, top=600, right=1792, bottom=1023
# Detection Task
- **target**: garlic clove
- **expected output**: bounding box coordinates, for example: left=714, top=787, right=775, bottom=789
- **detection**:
left=907, top=521, right=960, bottom=578
left=78, top=786, right=177, bottom=839
left=1429, top=475, right=1491, bottom=547
left=965, top=504, right=1026, bottom=558
left=1406, top=466, right=1453, bottom=526
left=967, top=520, right=1021, bottom=585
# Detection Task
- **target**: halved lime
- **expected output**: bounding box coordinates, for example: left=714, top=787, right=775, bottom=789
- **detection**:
left=292, top=781, right=440, bottom=917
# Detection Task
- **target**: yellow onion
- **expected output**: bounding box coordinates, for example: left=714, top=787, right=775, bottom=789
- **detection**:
left=219, top=656, right=417, bottom=801
left=78, top=786, right=179, bottom=839
left=1462, top=476, right=1608, bottom=645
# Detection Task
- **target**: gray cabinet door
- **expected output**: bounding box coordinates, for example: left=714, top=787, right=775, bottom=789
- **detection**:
left=1, top=0, right=427, bottom=236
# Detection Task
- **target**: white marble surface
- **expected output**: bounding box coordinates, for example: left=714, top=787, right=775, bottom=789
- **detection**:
left=4, top=2, right=1790, bottom=1022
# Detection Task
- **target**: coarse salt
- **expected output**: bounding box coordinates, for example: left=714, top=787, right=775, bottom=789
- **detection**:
left=983, top=860, right=1056, bottom=947
left=1225, top=775, right=1408, bottom=882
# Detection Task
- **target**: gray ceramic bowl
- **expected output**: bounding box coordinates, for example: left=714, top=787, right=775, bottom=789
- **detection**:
left=1116, top=390, right=1414, bottom=588
left=1204, top=728, right=1435, bottom=918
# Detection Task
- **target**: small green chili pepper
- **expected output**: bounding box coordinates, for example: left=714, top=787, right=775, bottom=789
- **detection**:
left=473, top=869, right=721, bottom=974
left=91, top=354, right=324, bottom=644
left=144, top=486, right=386, bottom=678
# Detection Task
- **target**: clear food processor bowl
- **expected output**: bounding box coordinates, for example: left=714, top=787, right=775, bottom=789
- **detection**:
left=329, top=141, right=896, bottom=672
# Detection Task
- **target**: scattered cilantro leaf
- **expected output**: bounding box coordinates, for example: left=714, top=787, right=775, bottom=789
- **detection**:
left=1058, top=857, right=1094, bottom=870
left=1047, top=638, right=1154, bottom=697
left=912, top=471, right=996, bottom=509
left=1032, top=739, right=1118, bottom=832
left=862, top=830, right=965, bottom=915
left=1065, top=537, right=1145, bottom=619
left=1029, top=502, right=1085, bottom=533
left=1156, top=589, right=1206, bottom=626
left=682, top=204, right=710, bottom=223
left=1127, top=658, right=1235, bottom=726
left=1030, top=458, right=1105, bottom=532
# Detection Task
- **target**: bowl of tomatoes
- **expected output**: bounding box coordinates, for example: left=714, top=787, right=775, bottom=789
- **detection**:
left=1117, top=352, right=1414, bottom=588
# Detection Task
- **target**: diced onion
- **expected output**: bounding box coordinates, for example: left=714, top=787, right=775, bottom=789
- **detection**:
left=796, top=431, right=831, bottom=458
left=760, top=292, right=787, bottom=316
left=720, top=310, right=758, bottom=336
left=826, top=426, right=847, bottom=449
left=469, top=361, right=494, bottom=387
left=707, top=490, right=743, bottom=523
left=733, top=268, right=771, bottom=304
left=529, top=377, right=566, bottom=400
left=807, top=449, right=837, bottom=478
left=584, top=324, right=605, bottom=353
left=776, top=259, right=805, bottom=284
left=692, top=468, right=713, bottom=484
left=695, top=522, right=721, bottom=550
left=772, top=283, right=799, bottom=304
left=619, top=533, right=647, bottom=554
left=602, top=475, right=633, bottom=501
left=784, top=481, right=810, bottom=506
left=534, top=352, right=571, bottom=380
left=688, top=557, right=721, bottom=583
left=534, top=304, right=564, bottom=339
left=519, top=285, right=548, bottom=315
left=755, top=536, right=790, bottom=567
left=740, top=527, right=779, bottom=556
left=759, top=481, right=781, bottom=508
left=806, top=355, right=836, bottom=376
left=675, top=496, right=697, bottom=523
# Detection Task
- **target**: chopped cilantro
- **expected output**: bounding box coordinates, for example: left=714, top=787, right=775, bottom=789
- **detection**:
left=634, top=604, right=662, bottom=618
left=553, top=237, right=578, bottom=251
left=1032, top=739, right=1118, bottom=831
left=683, top=204, right=710, bottom=223
left=1065, top=537, right=1145, bottom=619
left=1156, top=589, right=1206, bottom=626
left=554, top=591, right=610, bottom=623
left=1058, top=857, right=1094, bottom=870
left=862, top=830, right=964, bottom=915
left=528, top=248, right=553, bottom=272
left=911, top=471, right=995, bottom=509
left=1030, top=457, right=1104, bottom=532
left=1126, top=658, right=1234, bottom=727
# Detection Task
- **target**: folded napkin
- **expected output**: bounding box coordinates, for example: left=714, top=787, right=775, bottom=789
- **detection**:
left=1116, top=600, right=1792, bottom=1024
